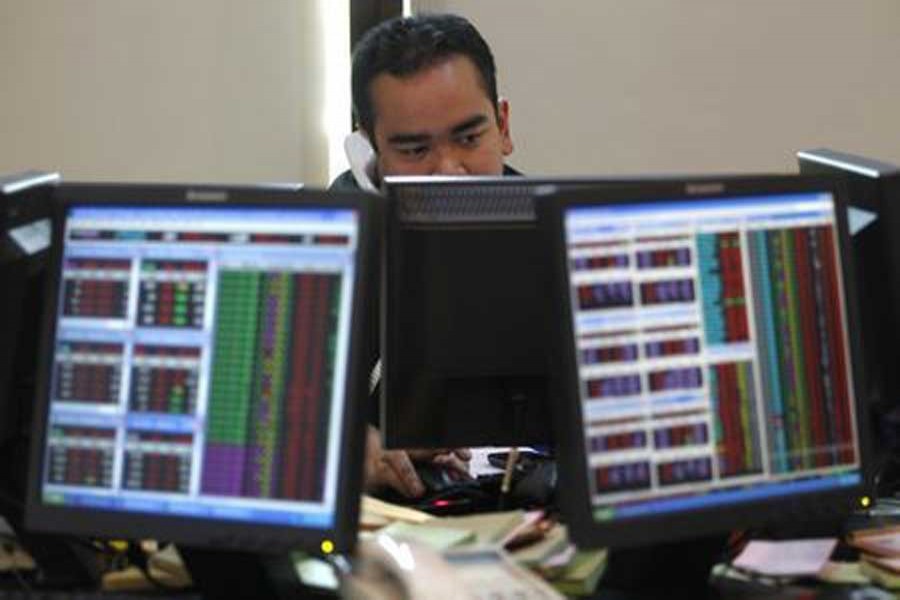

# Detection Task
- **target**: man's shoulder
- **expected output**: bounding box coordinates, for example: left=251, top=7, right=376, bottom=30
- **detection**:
left=503, top=164, right=523, bottom=176
left=329, top=169, right=362, bottom=191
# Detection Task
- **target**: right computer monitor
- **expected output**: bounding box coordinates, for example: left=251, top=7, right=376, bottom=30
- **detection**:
left=538, top=175, right=872, bottom=550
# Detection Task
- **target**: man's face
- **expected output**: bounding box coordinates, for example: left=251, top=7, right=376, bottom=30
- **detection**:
left=368, top=54, right=513, bottom=178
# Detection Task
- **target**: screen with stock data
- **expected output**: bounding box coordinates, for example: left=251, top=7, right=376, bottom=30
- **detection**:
left=563, top=192, right=862, bottom=522
left=37, top=205, right=358, bottom=529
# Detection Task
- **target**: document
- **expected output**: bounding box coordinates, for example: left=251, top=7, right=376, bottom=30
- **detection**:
left=732, top=538, right=837, bottom=577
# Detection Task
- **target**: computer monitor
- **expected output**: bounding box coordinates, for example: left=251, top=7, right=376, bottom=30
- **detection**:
left=1, top=171, right=58, bottom=452
left=0, top=173, right=102, bottom=589
left=797, top=149, right=900, bottom=468
left=537, top=176, right=872, bottom=556
left=24, top=183, right=376, bottom=594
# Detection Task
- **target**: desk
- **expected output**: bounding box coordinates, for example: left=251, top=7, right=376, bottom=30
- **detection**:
left=4, top=507, right=900, bottom=599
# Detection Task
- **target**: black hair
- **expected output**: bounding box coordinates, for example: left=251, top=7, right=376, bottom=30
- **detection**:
left=351, top=13, right=499, bottom=142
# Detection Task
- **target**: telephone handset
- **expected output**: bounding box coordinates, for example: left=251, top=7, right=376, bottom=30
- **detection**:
left=341, top=534, right=474, bottom=600
left=341, top=534, right=564, bottom=600
left=344, top=131, right=379, bottom=194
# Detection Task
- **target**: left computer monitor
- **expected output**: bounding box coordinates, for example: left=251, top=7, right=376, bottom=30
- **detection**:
left=25, top=183, right=376, bottom=572
left=537, top=175, right=872, bottom=560
left=2, top=173, right=112, bottom=589
left=0, top=171, right=58, bottom=453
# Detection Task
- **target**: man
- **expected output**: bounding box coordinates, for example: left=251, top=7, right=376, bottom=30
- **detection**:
left=333, top=12, right=516, bottom=189
left=331, top=13, right=518, bottom=497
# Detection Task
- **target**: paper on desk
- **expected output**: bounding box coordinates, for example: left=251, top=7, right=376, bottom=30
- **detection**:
left=360, top=494, right=434, bottom=529
left=817, top=560, right=869, bottom=585
left=382, top=521, right=476, bottom=552
left=848, top=524, right=900, bottom=556
left=468, top=446, right=536, bottom=477
left=732, top=538, right=837, bottom=577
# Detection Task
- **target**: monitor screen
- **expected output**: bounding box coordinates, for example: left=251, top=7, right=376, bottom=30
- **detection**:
left=26, top=185, right=373, bottom=554
left=540, top=177, right=871, bottom=549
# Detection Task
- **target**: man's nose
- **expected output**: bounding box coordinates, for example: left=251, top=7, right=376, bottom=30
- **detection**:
left=431, top=147, right=467, bottom=176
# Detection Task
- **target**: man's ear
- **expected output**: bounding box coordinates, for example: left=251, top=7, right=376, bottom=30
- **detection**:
left=497, top=98, right=513, bottom=156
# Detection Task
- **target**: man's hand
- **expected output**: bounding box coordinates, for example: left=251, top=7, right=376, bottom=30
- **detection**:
left=363, top=425, right=472, bottom=498
left=409, top=447, right=472, bottom=479
left=364, top=425, right=424, bottom=497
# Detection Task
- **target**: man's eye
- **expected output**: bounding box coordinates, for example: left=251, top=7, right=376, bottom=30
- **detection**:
left=397, top=145, right=428, bottom=158
left=457, top=131, right=483, bottom=148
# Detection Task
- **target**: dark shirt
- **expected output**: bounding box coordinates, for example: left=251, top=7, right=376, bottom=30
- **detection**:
left=329, top=168, right=365, bottom=191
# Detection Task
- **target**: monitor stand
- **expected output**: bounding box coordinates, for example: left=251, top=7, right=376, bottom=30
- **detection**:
left=1, top=436, right=102, bottom=590
left=180, top=547, right=335, bottom=600
left=12, top=531, right=104, bottom=589
left=599, top=534, right=728, bottom=599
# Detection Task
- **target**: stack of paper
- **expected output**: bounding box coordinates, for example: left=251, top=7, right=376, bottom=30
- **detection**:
left=550, top=549, right=609, bottom=597
left=422, top=510, right=526, bottom=547
left=381, top=521, right=477, bottom=552
left=848, top=524, right=900, bottom=588
left=505, top=523, right=607, bottom=597
left=360, top=498, right=609, bottom=596
left=359, top=494, right=434, bottom=530
left=510, top=524, right=569, bottom=569
left=731, top=538, right=837, bottom=578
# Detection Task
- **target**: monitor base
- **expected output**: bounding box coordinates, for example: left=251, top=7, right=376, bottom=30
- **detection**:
left=1, top=443, right=102, bottom=591
left=180, top=548, right=334, bottom=600
left=599, top=534, right=728, bottom=600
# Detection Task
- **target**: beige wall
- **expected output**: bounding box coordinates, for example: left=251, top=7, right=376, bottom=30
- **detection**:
left=0, top=1, right=330, bottom=185
left=416, top=0, right=900, bottom=176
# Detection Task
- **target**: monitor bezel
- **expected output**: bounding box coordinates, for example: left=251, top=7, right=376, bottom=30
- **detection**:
left=536, top=175, right=874, bottom=549
left=24, top=182, right=378, bottom=555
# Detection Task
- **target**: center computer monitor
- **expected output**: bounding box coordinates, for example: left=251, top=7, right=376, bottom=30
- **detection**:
left=25, top=183, right=376, bottom=570
left=537, top=175, right=872, bottom=553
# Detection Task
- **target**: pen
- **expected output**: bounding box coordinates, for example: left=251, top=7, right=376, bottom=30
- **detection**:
left=500, top=447, right=520, bottom=497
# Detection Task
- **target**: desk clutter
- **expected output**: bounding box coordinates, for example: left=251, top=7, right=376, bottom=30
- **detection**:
left=702, top=513, right=900, bottom=597
left=2, top=501, right=603, bottom=597
left=848, top=523, right=900, bottom=589
left=351, top=498, right=607, bottom=598
left=10, top=503, right=900, bottom=598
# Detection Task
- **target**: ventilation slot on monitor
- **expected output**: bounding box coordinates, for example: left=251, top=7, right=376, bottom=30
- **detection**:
left=395, top=185, right=537, bottom=223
